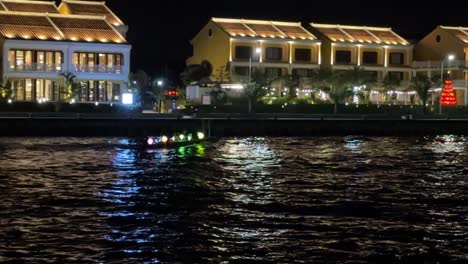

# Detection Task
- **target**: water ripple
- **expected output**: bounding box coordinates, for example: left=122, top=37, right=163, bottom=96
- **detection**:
left=0, top=136, right=467, bottom=263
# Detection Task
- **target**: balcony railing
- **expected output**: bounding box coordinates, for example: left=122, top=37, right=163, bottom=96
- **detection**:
left=9, top=63, right=63, bottom=72
left=73, top=64, right=123, bottom=74
left=413, top=60, right=468, bottom=69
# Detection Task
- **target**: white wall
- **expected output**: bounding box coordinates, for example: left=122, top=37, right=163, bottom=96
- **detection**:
left=3, top=39, right=131, bottom=84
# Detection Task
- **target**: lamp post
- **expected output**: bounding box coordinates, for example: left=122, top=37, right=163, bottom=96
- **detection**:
left=154, top=79, right=164, bottom=113
left=249, top=47, right=262, bottom=82
left=439, top=54, right=455, bottom=115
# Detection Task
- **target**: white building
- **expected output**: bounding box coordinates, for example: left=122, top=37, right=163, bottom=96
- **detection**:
left=0, top=0, right=131, bottom=103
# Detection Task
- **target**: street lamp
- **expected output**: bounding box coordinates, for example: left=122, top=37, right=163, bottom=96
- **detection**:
left=249, top=47, right=262, bottom=82
left=439, top=54, right=455, bottom=115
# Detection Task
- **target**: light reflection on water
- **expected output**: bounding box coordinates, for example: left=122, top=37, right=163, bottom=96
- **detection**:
left=0, top=137, right=467, bottom=263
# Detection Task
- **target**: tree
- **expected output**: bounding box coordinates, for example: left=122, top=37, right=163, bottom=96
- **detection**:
left=343, top=66, right=376, bottom=104
left=180, top=60, right=213, bottom=85
left=148, top=78, right=165, bottom=112
left=210, top=64, right=230, bottom=106
left=242, top=69, right=273, bottom=113
left=410, top=74, right=433, bottom=114
left=0, top=79, right=12, bottom=102
left=278, top=74, right=299, bottom=100
left=382, top=73, right=401, bottom=102
left=60, top=72, right=78, bottom=101
left=129, top=70, right=150, bottom=106
left=310, top=68, right=353, bottom=114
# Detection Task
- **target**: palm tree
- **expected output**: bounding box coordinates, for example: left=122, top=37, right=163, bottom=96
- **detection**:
left=0, top=79, right=12, bottom=102
left=382, top=73, right=401, bottom=103
left=343, top=66, right=376, bottom=104
left=410, top=74, right=432, bottom=114
left=60, top=72, right=78, bottom=101
left=310, top=68, right=353, bottom=114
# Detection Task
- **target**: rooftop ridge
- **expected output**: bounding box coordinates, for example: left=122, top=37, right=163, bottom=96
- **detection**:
left=212, top=17, right=301, bottom=27
left=440, top=25, right=468, bottom=30
left=0, top=10, right=107, bottom=20
left=101, top=1, right=124, bottom=26
left=1, top=0, right=56, bottom=5
left=311, top=23, right=393, bottom=31
left=62, top=0, right=105, bottom=5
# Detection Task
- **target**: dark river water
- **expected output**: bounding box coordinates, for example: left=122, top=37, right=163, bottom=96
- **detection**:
left=0, top=136, right=467, bottom=263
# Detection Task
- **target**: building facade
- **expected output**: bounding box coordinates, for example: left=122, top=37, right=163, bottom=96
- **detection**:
left=310, top=23, right=414, bottom=104
left=188, top=18, right=468, bottom=106
left=413, top=26, right=468, bottom=105
left=187, top=18, right=322, bottom=82
left=0, top=0, right=131, bottom=104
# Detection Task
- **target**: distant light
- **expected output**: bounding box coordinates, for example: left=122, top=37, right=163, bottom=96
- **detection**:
left=7, top=99, right=12, bottom=104
left=197, top=132, right=205, bottom=140
left=448, top=54, right=455, bottom=61
left=122, top=93, right=133, bottom=105
left=147, top=137, right=155, bottom=145
left=179, top=134, right=185, bottom=140
left=70, top=98, right=76, bottom=104
left=95, top=102, right=99, bottom=106
left=187, top=134, right=193, bottom=141
left=157, top=80, right=163, bottom=86
left=221, top=83, right=244, bottom=90
left=161, top=136, right=168, bottom=143
left=255, top=48, right=261, bottom=54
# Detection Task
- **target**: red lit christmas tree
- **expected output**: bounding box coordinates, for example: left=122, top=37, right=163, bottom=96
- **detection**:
left=440, top=80, right=457, bottom=106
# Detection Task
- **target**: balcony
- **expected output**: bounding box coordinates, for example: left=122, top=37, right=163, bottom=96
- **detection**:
left=413, top=60, right=468, bottom=69
left=9, top=63, right=63, bottom=72
left=73, top=64, right=122, bottom=74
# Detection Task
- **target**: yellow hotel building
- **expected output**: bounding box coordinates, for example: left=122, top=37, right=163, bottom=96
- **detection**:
left=187, top=18, right=322, bottom=81
left=188, top=18, right=468, bottom=106
left=414, top=26, right=468, bottom=105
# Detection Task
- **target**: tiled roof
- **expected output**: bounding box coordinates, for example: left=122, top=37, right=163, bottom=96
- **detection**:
left=440, top=26, right=468, bottom=43
left=311, top=23, right=409, bottom=45
left=0, top=11, right=126, bottom=43
left=212, top=18, right=317, bottom=40
left=1, top=0, right=59, bottom=13
left=0, top=13, right=61, bottom=40
left=49, top=15, right=125, bottom=43
left=59, top=0, right=123, bottom=26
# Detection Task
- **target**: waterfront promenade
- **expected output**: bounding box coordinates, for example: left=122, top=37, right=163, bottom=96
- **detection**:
left=1, top=112, right=468, bottom=137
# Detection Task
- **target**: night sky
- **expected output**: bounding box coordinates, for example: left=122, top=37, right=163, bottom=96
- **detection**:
left=101, top=0, right=467, bottom=80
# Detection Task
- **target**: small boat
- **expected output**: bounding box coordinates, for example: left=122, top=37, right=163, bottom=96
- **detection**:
left=145, top=132, right=209, bottom=148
